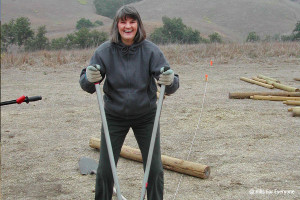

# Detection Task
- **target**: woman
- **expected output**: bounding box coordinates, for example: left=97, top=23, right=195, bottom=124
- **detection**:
left=79, top=5, right=179, bottom=200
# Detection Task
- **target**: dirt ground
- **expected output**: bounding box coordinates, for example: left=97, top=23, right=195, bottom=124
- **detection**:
left=1, top=55, right=299, bottom=200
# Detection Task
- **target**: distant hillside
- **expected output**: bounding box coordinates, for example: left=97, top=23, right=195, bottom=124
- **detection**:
left=133, top=0, right=300, bottom=41
left=2, top=0, right=300, bottom=42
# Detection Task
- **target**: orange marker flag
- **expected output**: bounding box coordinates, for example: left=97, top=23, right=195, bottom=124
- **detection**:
left=210, top=60, right=213, bottom=66
left=205, top=74, right=208, bottom=81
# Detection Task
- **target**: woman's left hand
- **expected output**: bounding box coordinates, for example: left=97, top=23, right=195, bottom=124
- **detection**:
left=158, top=67, right=174, bottom=86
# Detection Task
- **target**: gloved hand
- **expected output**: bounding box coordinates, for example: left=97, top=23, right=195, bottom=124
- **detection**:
left=157, top=67, right=174, bottom=86
left=86, top=64, right=102, bottom=83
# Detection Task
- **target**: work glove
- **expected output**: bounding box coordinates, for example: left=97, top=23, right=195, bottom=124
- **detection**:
left=86, top=64, right=102, bottom=83
left=158, top=67, right=174, bottom=86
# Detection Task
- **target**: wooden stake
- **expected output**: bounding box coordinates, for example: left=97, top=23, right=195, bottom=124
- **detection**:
left=257, top=75, right=280, bottom=83
left=250, top=95, right=300, bottom=101
left=89, top=137, right=210, bottom=179
left=229, top=92, right=300, bottom=99
left=283, top=100, right=300, bottom=106
left=240, top=77, right=274, bottom=89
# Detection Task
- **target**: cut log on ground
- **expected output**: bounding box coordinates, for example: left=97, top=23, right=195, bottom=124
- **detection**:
left=294, top=78, right=300, bottom=81
left=291, top=107, right=300, bottom=117
left=268, top=82, right=300, bottom=92
left=252, top=77, right=268, bottom=84
left=240, top=77, right=274, bottom=89
left=89, top=137, right=210, bottom=179
left=250, top=95, right=300, bottom=101
left=257, top=75, right=280, bottom=83
left=287, top=107, right=299, bottom=112
left=251, top=95, right=300, bottom=101
left=229, top=92, right=300, bottom=99
left=283, top=100, right=300, bottom=106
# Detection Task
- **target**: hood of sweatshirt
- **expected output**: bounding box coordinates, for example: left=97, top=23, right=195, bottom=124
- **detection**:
left=112, top=40, right=144, bottom=55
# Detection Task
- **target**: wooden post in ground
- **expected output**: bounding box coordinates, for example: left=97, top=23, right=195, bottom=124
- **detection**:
left=229, top=92, right=300, bottom=99
left=89, top=137, right=210, bottom=179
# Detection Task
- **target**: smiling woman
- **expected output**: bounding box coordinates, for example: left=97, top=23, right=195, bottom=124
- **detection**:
left=79, top=5, right=179, bottom=200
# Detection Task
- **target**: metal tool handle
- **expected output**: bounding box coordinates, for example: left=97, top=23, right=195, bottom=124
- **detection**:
left=140, top=66, right=170, bottom=200
left=95, top=83, right=123, bottom=200
left=1, top=95, right=42, bottom=106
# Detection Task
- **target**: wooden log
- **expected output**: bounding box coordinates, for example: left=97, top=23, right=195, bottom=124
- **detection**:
left=270, top=82, right=300, bottom=92
left=257, top=75, right=280, bottom=83
left=287, top=107, right=299, bottom=112
left=292, top=107, right=300, bottom=117
left=252, top=77, right=268, bottom=84
left=229, top=92, right=300, bottom=99
left=89, top=137, right=210, bottom=179
left=283, top=100, right=300, bottom=106
left=294, top=78, right=300, bottom=81
left=240, top=77, right=274, bottom=89
left=250, top=95, right=300, bottom=101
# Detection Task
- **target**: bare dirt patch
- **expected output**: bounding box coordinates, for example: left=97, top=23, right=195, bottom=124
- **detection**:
left=1, top=45, right=300, bottom=200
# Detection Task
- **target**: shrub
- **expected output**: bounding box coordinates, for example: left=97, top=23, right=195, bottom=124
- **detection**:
left=76, top=18, right=95, bottom=30
left=246, top=32, right=260, bottom=42
left=150, top=16, right=204, bottom=44
left=209, top=32, right=222, bottom=43
left=93, top=0, right=142, bottom=19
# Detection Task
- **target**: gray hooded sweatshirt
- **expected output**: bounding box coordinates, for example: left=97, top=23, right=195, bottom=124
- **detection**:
left=79, top=39, right=179, bottom=118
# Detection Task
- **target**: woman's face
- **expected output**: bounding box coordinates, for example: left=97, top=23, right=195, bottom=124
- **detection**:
left=118, top=16, right=138, bottom=46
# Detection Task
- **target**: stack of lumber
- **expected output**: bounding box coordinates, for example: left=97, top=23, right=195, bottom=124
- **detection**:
left=230, top=75, right=300, bottom=117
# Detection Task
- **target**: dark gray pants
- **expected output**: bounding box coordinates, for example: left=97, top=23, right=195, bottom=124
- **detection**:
left=95, top=109, right=164, bottom=200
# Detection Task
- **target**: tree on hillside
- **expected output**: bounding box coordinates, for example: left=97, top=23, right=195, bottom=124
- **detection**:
left=14, top=17, right=34, bottom=46
left=1, top=17, right=34, bottom=51
left=150, top=16, right=203, bottom=44
left=292, top=21, right=300, bottom=41
left=25, top=26, right=49, bottom=51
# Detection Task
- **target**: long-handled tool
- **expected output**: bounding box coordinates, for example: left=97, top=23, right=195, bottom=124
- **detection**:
left=94, top=80, right=123, bottom=200
left=140, top=66, right=170, bottom=200
left=1, top=95, right=42, bottom=106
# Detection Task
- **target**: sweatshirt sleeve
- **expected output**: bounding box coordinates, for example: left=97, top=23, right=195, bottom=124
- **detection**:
left=79, top=68, right=96, bottom=94
left=79, top=44, right=107, bottom=94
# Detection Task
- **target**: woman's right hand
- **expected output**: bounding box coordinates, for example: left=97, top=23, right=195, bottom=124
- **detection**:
left=86, top=64, right=102, bottom=83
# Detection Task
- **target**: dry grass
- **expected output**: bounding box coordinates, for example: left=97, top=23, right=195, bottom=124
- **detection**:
left=1, top=42, right=300, bottom=69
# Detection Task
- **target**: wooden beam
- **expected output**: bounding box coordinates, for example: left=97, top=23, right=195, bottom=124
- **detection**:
left=89, top=137, right=210, bottom=179
left=250, top=95, right=300, bottom=101
left=240, top=77, right=274, bottom=89
left=229, top=92, right=300, bottom=99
